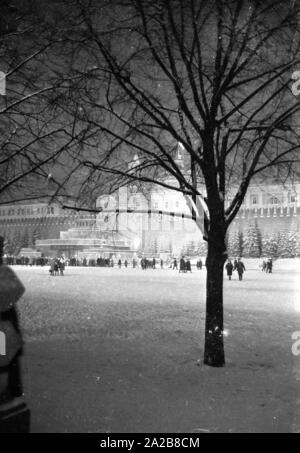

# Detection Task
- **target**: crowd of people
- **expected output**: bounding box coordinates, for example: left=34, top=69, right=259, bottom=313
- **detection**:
left=139, top=257, right=159, bottom=269
left=225, top=258, right=246, bottom=281
left=49, top=257, right=65, bottom=276
left=3, top=252, right=276, bottom=281
left=2, top=255, right=48, bottom=266
left=225, top=256, right=274, bottom=281
left=115, top=256, right=204, bottom=271
left=46, top=255, right=276, bottom=280
left=170, top=256, right=191, bottom=272
left=261, top=258, right=273, bottom=273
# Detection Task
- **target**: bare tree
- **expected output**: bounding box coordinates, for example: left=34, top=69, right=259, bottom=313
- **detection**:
left=2, top=0, right=300, bottom=366
left=0, top=0, right=104, bottom=204
left=52, top=0, right=300, bottom=366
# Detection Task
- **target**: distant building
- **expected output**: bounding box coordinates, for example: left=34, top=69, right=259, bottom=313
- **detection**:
left=96, top=180, right=300, bottom=256
left=0, top=201, right=96, bottom=255
left=0, top=202, right=96, bottom=237
left=0, top=155, right=299, bottom=258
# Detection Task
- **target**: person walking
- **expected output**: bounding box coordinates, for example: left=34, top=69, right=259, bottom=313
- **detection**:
left=173, top=258, right=178, bottom=270
left=179, top=256, right=186, bottom=273
left=267, top=258, right=273, bottom=273
left=186, top=259, right=192, bottom=273
left=236, top=258, right=246, bottom=281
left=54, top=258, right=59, bottom=276
left=225, top=259, right=234, bottom=280
left=160, top=259, right=163, bottom=269
left=58, top=257, right=65, bottom=276
left=49, top=258, right=55, bottom=276
left=233, top=257, right=238, bottom=271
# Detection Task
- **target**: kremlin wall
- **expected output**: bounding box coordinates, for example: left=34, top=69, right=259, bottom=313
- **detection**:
left=0, top=179, right=299, bottom=259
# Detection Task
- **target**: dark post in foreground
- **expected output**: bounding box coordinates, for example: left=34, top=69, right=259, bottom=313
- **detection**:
left=0, top=236, right=30, bottom=433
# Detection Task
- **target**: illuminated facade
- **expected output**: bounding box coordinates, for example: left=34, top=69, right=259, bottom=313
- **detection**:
left=0, top=179, right=299, bottom=258
left=95, top=181, right=300, bottom=256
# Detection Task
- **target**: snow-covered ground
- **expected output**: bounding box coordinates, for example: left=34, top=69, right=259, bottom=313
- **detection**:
left=12, top=259, right=300, bottom=432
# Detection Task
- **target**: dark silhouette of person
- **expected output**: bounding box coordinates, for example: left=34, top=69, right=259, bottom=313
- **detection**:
left=225, top=259, right=233, bottom=280
left=179, top=257, right=186, bottom=273
left=186, top=259, right=192, bottom=273
left=267, top=258, right=273, bottom=273
left=235, top=258, right=246, bottom=281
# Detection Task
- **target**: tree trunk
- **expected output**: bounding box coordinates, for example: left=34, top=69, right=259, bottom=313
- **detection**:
left=204, top=231, right=227, bottom=367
